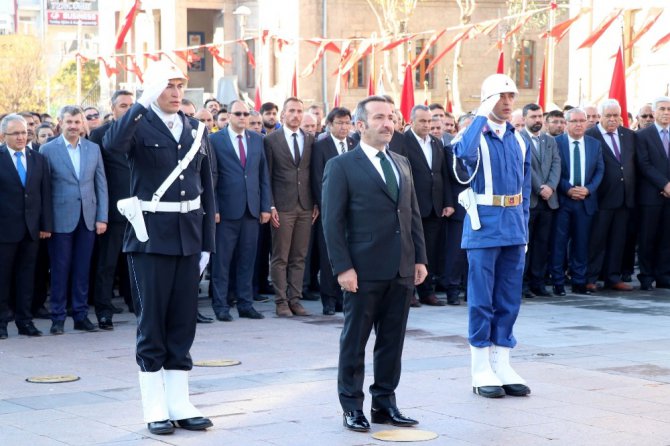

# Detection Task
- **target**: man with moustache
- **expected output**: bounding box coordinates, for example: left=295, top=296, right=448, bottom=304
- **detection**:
left=248, top=111, right=263, bottom=133
left=520, top=103, right=560, bottom=298
left=261, top=102, right=281, bottom=135
left=451, top=74, right=532, bottom=399
left=584, top=105, right=600, bottom=130
left=322, top=96, right=427, bottom=432
left=545, top=110, right=566, bottom=137
left=636, top=103, right=654, bottom=130
left=103, top=59, right=216, bottom=435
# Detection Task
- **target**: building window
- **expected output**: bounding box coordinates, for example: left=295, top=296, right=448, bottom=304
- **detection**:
left=514, top=40, right=534, bottom=89
left=347, top=43, right=367, bottom=89
left=414, top=39, right=434, bottom=89
left=245, top=39, right=255, bottom=89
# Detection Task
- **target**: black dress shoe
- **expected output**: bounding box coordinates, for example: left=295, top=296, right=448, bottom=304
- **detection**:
left=111, top=304, right=123, bottom=314
left=323, top=308, right=335, bottom=315
left=572, top=284, right=592, bottom=295
left=50, top=321, right=65, bottom=335
left=447, top=298, right=460, bottom=306
left=17, top=322, right=42, bottom=337
left=553, top=285, right=566, bottom=296
left=502, top=383, right=531, bottom=396
left=238, top=308, right=264, bottom=319
left=622, top=273, right=632, bottom=282
left=473, top=385, right=506, bottom=398
left=98, top=317, right=114, bottom=331
left=343, top=410, right=370, bottom=432
left=371, top=406, right=419, bottom=426
left=33, top=306, right=51, bottom=319
left=0, top=325, right=7, bottom=339
left=530, top=286, right=551, bottom=297
left=173, top=416, right=213, bottom=430
left=196, top=312, right=214, bottom=323
left=216, top=311, right=233, bottom=322
left=147, top=420, right=174, bottom=435
left=74, top=317, right=98, bottom=332
left=640, top=283, right=653, bottom=291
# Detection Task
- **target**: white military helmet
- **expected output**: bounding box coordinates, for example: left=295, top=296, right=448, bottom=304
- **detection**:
left=142, top=59, right=187, bottom=87
left=480, top=74, right=518, bottom=102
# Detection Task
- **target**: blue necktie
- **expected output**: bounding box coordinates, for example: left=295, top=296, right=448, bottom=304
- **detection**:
left=15, top=152, right=26, bottom=187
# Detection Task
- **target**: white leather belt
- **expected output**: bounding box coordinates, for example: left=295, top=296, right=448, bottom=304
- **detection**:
left=140, top=196, right=201, bottom=213
left=475, top=193, right=522, bottom=207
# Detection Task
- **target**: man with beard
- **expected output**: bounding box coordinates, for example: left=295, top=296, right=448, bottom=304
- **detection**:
left=520, top=103, right=560, bottom=298
left=261, top=102, right=281, bottom=135
left=545, top=110, right=566, bottom=137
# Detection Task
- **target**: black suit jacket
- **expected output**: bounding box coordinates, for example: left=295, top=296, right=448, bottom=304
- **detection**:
left=636, top=124, right=670, bottom=206
left=586, top=125, right=635, bottom=209
left=443, top=143, right=469, bottom=221
left=0, top=145, right=53, bottom=242
left=89, top=121, right=131, bottom=223
left=402, top=130, right=453, bottom=217
left=103, top=103, right=216, bottom=256
left=321, top=146, right=427, bottom=280
left=311, top=135, right=355, bottom=207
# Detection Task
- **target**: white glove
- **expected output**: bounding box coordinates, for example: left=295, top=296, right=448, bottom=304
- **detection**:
left=138, top=77, right=169, bottom=108
left=199, top=252, right=210, bottom=276
left=476, top=93, right=501, bottom=118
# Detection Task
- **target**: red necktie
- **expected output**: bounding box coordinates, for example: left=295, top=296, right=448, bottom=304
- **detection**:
left=238, top=135, right=246, bottom=168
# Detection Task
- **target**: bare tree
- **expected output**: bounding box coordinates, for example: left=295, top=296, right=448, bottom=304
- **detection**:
left=451, top=0, right=476, bottom=115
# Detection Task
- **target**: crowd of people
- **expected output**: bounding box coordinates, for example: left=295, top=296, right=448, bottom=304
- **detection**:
left=1, top=80, right=669, bottom=341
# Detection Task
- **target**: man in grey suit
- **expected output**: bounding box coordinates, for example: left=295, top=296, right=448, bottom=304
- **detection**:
left=40, top=105, right=108, bottom=334
left=264, top=97, right=319, bottom=317
left=521, top=103, right=560, bottom=297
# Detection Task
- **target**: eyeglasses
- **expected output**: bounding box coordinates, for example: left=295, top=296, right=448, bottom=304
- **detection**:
left=4, top=131, right=28, bottom=137
left=232, top=112, right=250, bottom=117
left=85, top=113, right=99, bottom=120
left=639, top=114, right=653, bottom=119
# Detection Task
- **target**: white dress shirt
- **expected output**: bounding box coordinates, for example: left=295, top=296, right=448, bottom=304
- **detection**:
left=411, top=129, right=432, bottom=168
left=62, top=134, right=81, bottom=179
left=151, top=103, right=183, bottom=142
left=567, top=136, right=586, bottom=186
left=331, top=134, right=347, bottom=154
left=360, top=141, right=399, bottom=184
left=283, top=126, right=304, bottom=162
left=228, top=128, right=246, bottom=161
left=597, top=123, right=621, bottom=158
left=8, top=147, right=27, bottom=173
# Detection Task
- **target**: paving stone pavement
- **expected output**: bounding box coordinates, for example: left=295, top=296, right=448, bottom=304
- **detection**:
left=2, top=286, right=670, bottom=445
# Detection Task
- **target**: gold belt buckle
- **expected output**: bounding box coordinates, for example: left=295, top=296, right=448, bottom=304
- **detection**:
left=504, top=195, right=519, bottom=206
left=492, top=195, right=502, bottom=206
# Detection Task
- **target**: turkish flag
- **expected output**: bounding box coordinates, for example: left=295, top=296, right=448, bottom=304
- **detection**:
left=254, top=86, right=262, bottom=112
left=578, top=9, right=622, bottom=50
left=496, top=48, right=504, bottom=74
left=609, top=44, right=628, bottom=128
left=367, top=73, right=375, bottom=96
left=115, top=0, right=141, bottom=51
left=399, top=64, right=414, bottom=123
left=537, top=59, right=546, bottom=110
left=291, top=63, right=298, bottom=97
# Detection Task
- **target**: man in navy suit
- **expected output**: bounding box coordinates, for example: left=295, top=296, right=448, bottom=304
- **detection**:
left=310, top=107, right=355, bottom=315
left=210, top=100, right=271, bottom=321
left=0, top=115, right=53, bottom=339
left=40, top=105, right=108, bottom=335
left=585, top=99, right=635, bottom=291
left=322, top=96, right=427, bottom=432
left=635, top=96, right=670, bottom=289
left=550, top=108, right=604, bottom=296
left=403, top=105, right=454, bottom=306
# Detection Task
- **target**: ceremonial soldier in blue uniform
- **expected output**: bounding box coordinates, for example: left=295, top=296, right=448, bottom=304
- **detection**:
left=452, top=74, right=532, bottom=399
left=104, top=60, right=216, bottom=435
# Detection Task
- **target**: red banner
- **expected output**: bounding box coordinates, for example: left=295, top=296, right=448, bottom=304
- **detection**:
left=578, top=9, right=623, bottom=49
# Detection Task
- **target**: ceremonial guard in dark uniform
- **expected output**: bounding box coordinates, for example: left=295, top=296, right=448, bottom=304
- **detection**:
left=103, top=60, right=216, bottom=435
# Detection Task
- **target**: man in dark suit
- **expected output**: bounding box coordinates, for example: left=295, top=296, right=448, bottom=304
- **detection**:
left=103, top=60, right=215, bottom=435
left=264, top=97, right=318, bottom=317
left=585, top=99, right=635, bottom=291
left=635, top=96, right=670, bottom=290
left=551, top=108, right=604, bottom=296
left=0, top=115, right=53, bottom=338
left=322, top=96, right=427, bottom=432
left=441, top=141, right=469, bottom=305
left=310, top=107, right=355, bottom=315
left=404, top=105, right=454, bottom=306
left=89, top=90, right=135, bottom=330
left=520, top=103, right=561, bottom=297
left=40, top=105, right=108, bottom=335
left=210, top=100, right=271, bottom=321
